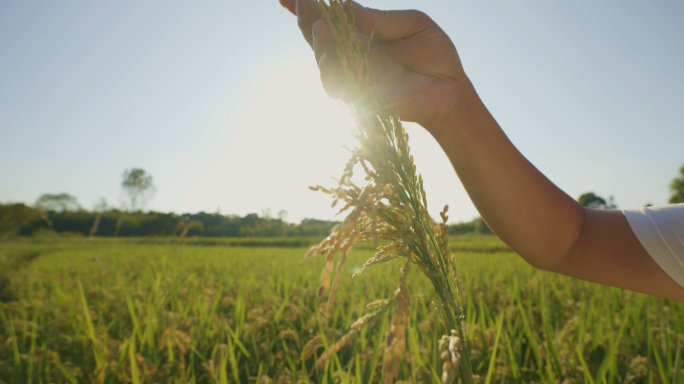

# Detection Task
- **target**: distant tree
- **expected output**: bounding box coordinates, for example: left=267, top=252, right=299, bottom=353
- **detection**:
left=89, top=197, right=108, bottom=237
left=278, top=210, right=288, bottom=222
left=578, top=192, right=616, bottom=209
left=261, top=208, right=272, bottom=220
left=473, top=217, right=493, bottom=235
left=0, top=203, right=41, bottom=237
left=113, top=216, right=125, bottom=236
left=578, top=192, right=606, bottom=209
left=89, top=214, right=102, bottom=238
left=35, top=193, right=81, bottom=212
left=121, top=168, right=156, bottom=211
left=669, top=165, right=684, bottom=204
left=94, top=197, right=109, bottom=212
left=176, top=220, right=204, bottom=238
left=448, top=217, right=492, bottom=235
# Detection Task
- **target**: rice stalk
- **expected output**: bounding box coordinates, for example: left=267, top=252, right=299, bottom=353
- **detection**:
left=305, top=1, right=474, bottom=383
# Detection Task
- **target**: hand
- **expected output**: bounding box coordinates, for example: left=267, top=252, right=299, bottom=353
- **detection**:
left=279, top=0, right=471, bottom=132
left=281, top=1, right=684, bottom=303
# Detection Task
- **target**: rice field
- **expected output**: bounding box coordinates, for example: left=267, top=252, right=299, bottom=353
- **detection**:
left=0, top=237, right=682, bottom=384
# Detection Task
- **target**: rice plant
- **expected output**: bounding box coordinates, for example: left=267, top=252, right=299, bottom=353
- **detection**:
left=303, top=1, right=473, bottom=383
left=1, top=239, right=682, bottom=384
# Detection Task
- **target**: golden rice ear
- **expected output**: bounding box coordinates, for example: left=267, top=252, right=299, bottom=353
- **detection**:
left=437, top=331, right=462, bottom=384
left=326, top=239, right=355, bottom=313
left=304, top=246, right=318, bottom=259
left=366, top=298, right=392, bottom=310
left=303, top=0, right=472, bottom=382
left=370, top=202, right=378, bottom=248
left=301, top=335, right=324, bottom=362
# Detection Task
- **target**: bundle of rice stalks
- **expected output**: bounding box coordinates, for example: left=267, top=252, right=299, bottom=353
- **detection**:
left=303, top=1, right=475, bottom=383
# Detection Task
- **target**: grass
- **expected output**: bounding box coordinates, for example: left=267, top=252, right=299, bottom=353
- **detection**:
left=0, top=237, right=681, bottom=383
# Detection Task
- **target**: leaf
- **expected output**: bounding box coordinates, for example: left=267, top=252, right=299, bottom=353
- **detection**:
left=484, top=313, right=505, bottom=384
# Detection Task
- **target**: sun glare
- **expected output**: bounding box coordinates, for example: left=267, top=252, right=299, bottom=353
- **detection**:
left=187, top=59, right=357, bottom=222
left=183, top=57, right=477, bottom=223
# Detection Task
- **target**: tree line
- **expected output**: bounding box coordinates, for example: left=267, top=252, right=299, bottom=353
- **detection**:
left=0, top=202, right=501, bottom=239
left=576, top=163, right=684, bottom=208
left=0, top=205, right=340, bottom=238
left=1, top=164, right=682, bottom=239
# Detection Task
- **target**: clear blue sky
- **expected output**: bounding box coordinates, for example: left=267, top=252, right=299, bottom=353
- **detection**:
left=1, top=1, right=683, bottom=223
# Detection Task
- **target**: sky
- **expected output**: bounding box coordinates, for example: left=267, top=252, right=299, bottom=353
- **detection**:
left=1, top=1, right=683, bottom=224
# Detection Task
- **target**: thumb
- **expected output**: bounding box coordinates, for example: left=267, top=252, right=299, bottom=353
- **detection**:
left=279, top=0, right=296, bottom=15
left=350, top=3, right=432, bottom=41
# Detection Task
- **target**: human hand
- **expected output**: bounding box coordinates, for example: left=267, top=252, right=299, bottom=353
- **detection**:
left=279, top=0, right=471, bottom=132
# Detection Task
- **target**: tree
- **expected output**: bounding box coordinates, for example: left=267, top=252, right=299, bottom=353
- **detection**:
left=0, top=203, right=41, bottom=237
left=35, top=193, right=81, bottom=212
left=578, top=192, right=617, bottom=209
left=121, top=168, right=156, bottom=212
left=261, top=208, right=272, bottom=220
left=90, top=197, right=109, bottom=237
left=669, top=165, right=684, bottom=204
left=448, top=217, right=492, bottom=235
left=176, top=220, right=204, bottom=238
left=93, top=197, right=109, bottom=212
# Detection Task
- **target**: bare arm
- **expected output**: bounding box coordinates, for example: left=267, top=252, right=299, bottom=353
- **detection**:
left=434, top=80, right=684, bottom=302
left=279, top=0, right=684, bottom=302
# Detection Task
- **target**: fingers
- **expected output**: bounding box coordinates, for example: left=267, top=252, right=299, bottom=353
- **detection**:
left=285, top=0, right=342, bottom=99
left=279, top=0, right=296, bottom=15
left=312, top=19, right=333, bottom=66
left=284, top=0, right=432, bottom=47
left=351, top=4, right=433, bottom=41
left=296, top=0, right=321, bottom=48
left=282, top=0, right=435, bottom=103
left=318, top=52, right=343, bottom=99
left=314, top=19, right=347, bottom=100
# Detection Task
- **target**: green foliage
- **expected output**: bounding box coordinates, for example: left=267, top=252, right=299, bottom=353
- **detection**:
left=35, top=193, right=81, bottom=212
left=0, top=239, right=680, bottom=383
left=578, top=192, right=617, bottom=209
left=121, top=168, right=156, bottom=211
left=0, top=204, right=41, bottom=238
left=670, top=165, right=684, bottom=204
left=0, top=203, right=509, bottom=242
left=448, top=217, right=493, bottom=236
left=0, top=204, right=340, bottom=238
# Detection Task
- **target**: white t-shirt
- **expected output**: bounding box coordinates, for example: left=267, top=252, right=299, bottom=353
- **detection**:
left=624, top=204, right=684, bottom=288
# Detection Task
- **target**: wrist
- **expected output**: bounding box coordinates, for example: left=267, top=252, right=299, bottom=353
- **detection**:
left=425, top=77, right=480, bottom=142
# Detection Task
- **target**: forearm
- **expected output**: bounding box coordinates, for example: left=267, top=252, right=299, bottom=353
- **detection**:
left=560, top=208, right=684, bottom=302
left=428, top=79, right=585, bottom=267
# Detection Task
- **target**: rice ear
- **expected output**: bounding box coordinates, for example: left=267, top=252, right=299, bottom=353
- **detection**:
left=305, top=1, right=473, bottom=382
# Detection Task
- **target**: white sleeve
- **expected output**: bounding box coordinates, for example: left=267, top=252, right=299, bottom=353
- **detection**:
left=623, top=204, right=684, bottom=288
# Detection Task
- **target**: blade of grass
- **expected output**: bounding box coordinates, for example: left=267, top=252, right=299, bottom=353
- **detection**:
left=227, top=336, right=241, bottom=384
left=129, top=338, right=141, bottom=384
left=576, top=345, right=596, bottom=384
left=484, top=312, right=504, bottom=384
left=77, top=280, right=106, bottom=369
left=219, top=349, right=229, bottom=384
left=672, top=338, right=681, bottom=384
left=55, top=361, right=79, bottom=384
left=594, top=311, right=630, bottom=383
